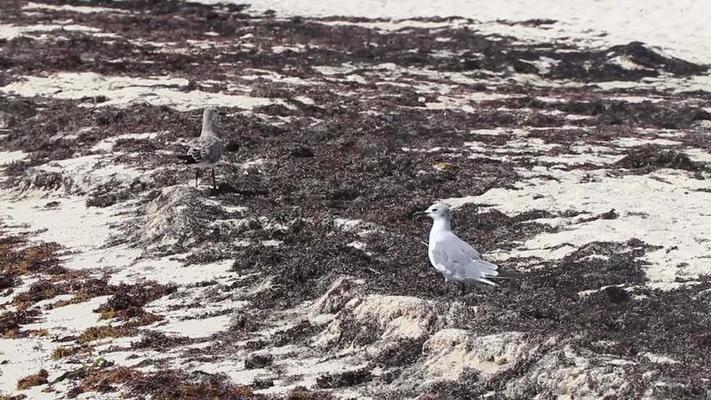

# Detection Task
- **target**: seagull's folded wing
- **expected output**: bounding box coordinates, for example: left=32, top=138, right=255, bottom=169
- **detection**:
left=432, top=236, right=498, bottom=283
left=187, top=137, right=224, bottom=163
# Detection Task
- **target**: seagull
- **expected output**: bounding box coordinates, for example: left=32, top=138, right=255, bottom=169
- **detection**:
left=177, top=107, right=225, bottom=190
left=415, top=202, right=499, bottom=292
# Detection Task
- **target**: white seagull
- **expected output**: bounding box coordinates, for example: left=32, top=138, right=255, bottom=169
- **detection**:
left=415, top=203, right=499, bottom=291
left=177, top=107, right=225, bottom=190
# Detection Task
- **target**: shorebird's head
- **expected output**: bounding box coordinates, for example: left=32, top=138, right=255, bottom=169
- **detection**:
left=203, top=107, right=220, bottom=126
left=414, top=203, right=451, bottom=220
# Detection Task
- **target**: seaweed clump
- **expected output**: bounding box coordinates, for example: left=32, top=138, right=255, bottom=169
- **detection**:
left=615, top=145, right=701, bottom=172
left=16, top=369, right=48, bottom=390
left=96, top=282, right=176, bottom=321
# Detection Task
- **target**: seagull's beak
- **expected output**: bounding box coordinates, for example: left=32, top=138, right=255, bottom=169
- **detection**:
left=413, top=210, right=426, bottom=219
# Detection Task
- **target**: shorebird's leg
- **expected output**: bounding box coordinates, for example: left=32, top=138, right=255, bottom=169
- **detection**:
left=211, top=168, right=217, bottom=190
left=460, top=282, right=466, bottom=296
left=195, top=170, right=200, bottom=187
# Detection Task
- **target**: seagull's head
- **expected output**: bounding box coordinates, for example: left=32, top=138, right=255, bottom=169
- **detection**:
left=203, top=107, right=220, bottom=126
left=414, top=202, right=451, bottom=220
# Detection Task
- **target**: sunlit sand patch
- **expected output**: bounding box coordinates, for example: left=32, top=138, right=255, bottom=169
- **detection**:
left=0, top=73, right=279, bottom=111
left=0, top=23, right=118, bottom=40
left=22, top=2, right=130, bottom=14
left=445, top=168, right=711, bottom=289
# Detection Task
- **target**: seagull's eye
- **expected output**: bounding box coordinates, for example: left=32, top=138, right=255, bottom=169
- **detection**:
left=432, top=209, right=438, bottom=212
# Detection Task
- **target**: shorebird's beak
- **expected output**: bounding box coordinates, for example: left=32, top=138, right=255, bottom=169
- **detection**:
left=413, top=210, right=426, bottom=219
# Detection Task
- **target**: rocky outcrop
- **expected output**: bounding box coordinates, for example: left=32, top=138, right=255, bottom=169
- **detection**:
left=310, top=276, right=365, bottom=316
left=505, top=345, right=635, bottom=399
left=421, top=329, right=533, bottom=381
left=314, top=295, right=438, bottom=352
left=135, top=185, right=226, bottom=254
left=16, top=167, right=67, bottom=191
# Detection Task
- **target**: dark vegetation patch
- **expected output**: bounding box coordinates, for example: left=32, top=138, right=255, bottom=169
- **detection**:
left=0, top=394, right=27, bottom=400
left=130, top=331, right=194, bottom=351
left=445, top=265, right=711, bottom=394
left=0, top=100, right=203, bottom=195
left=233, top=200, right=556, bottom=308
left=0, top=232, right=63, bottom=284
left=244, top=353, right=273, bottom=369
left=124, top=369, right=334, bottom=400
left=546, top=41, right=707, bottom=81
left=77, top=325, right=136, bottom=344
left=556, top=99, right=710, bottom=129
left=96, top=282, right=176, bottom=321
left=74, top=367, right=138, bottom=397
left=41, top=277, right=116, bottom=308
left=2, top=267, right=172, bottom=337
left=416, top=371, right=482, bottom=400
left=316, top=368, right=373, bottom=388
left=643, top=363, right=711, bottom=400
left=43, top=360, right=137, bottom=397
left=576, top=208, right=618, bottom=223
left=615, top=145, right=703, bottom=172
left=282, top=387, right=336, bottom=400
left=373, top=338, right=427, bottom=368
left=12, top=279, right=69, bottom=310
left=227, top=310, right=264, bottom=333
left=49, top=362, right=141, bottom=398
left=0, top=232, right=111, bottom=325
left=252, top=378, right=274, bottom=389
left=16, top=369, right=48, bottom=390
left=51, top=344, right=91, bottom=360
left=446, top=240, right=649, bottom=335
left=129, top=370, right=257, bottom=399
left=579, top=278, right=711, bottom=364
left=67, top=282, right=177, bottom=343
left=0, top=309, right=40, bottom=337
left=0, top=98, right=108, bottom=165
left=1, top=0, right=703, bottom=84
left=270, top=320, right=322, bottom=346
left=86, top=179, right=149, bottom=208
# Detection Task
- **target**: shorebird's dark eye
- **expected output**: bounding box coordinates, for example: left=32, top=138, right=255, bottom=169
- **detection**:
left=432, top=208, right=438, bottom=212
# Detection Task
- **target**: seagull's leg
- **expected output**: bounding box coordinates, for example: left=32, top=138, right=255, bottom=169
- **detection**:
left=211, top=168, right=217, bottom=190
left=195, top=170, right=200, bottom=188
left=460, top=282, right=466, bottom=296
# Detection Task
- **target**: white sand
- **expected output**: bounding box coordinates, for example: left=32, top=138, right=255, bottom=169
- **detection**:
left=0, top=150, right=28, bottom=165
left=200, top=0, right=711, bottom=65
left=23, top=2, right=129, bottom=14
left=0, top=73, right=279, bottom=111
left=444, top=167, right=711, bottom=289
left=23, top=295, right=111, bottom=335
left=0, top=23, right=112, bottom=40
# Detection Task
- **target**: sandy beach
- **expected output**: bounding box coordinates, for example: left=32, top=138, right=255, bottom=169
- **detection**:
left=0, top=0, right=709, bottom=398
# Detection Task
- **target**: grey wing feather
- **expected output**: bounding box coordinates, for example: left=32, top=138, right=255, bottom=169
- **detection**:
left=187, top=136, right=224, bottom=164
left=432, top=237, right=498, bottom=285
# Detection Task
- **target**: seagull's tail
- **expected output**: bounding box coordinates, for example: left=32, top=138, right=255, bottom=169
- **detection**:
left=466, top=259, right=499, bottom=286
left=176, top=154, right=198, bottom=165
left=491, top=271, right=524, bottom=280
left=476, top=277, right=498, bottom=286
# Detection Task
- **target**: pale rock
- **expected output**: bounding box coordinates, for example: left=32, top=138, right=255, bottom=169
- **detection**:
left=138, top=185, right=217, bottom=253
left=310, top=276, right=365, bottom=315
left=314, top=295, right=437, bottom=349
left=505, top=345, right=633, bottom=398
left=421, top=329, right=532, bottom=381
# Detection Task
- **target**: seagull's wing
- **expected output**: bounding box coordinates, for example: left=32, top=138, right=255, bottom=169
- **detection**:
left=431, top=234, right=498, bottom=286
left=186, top=136, right=224, bottom=164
